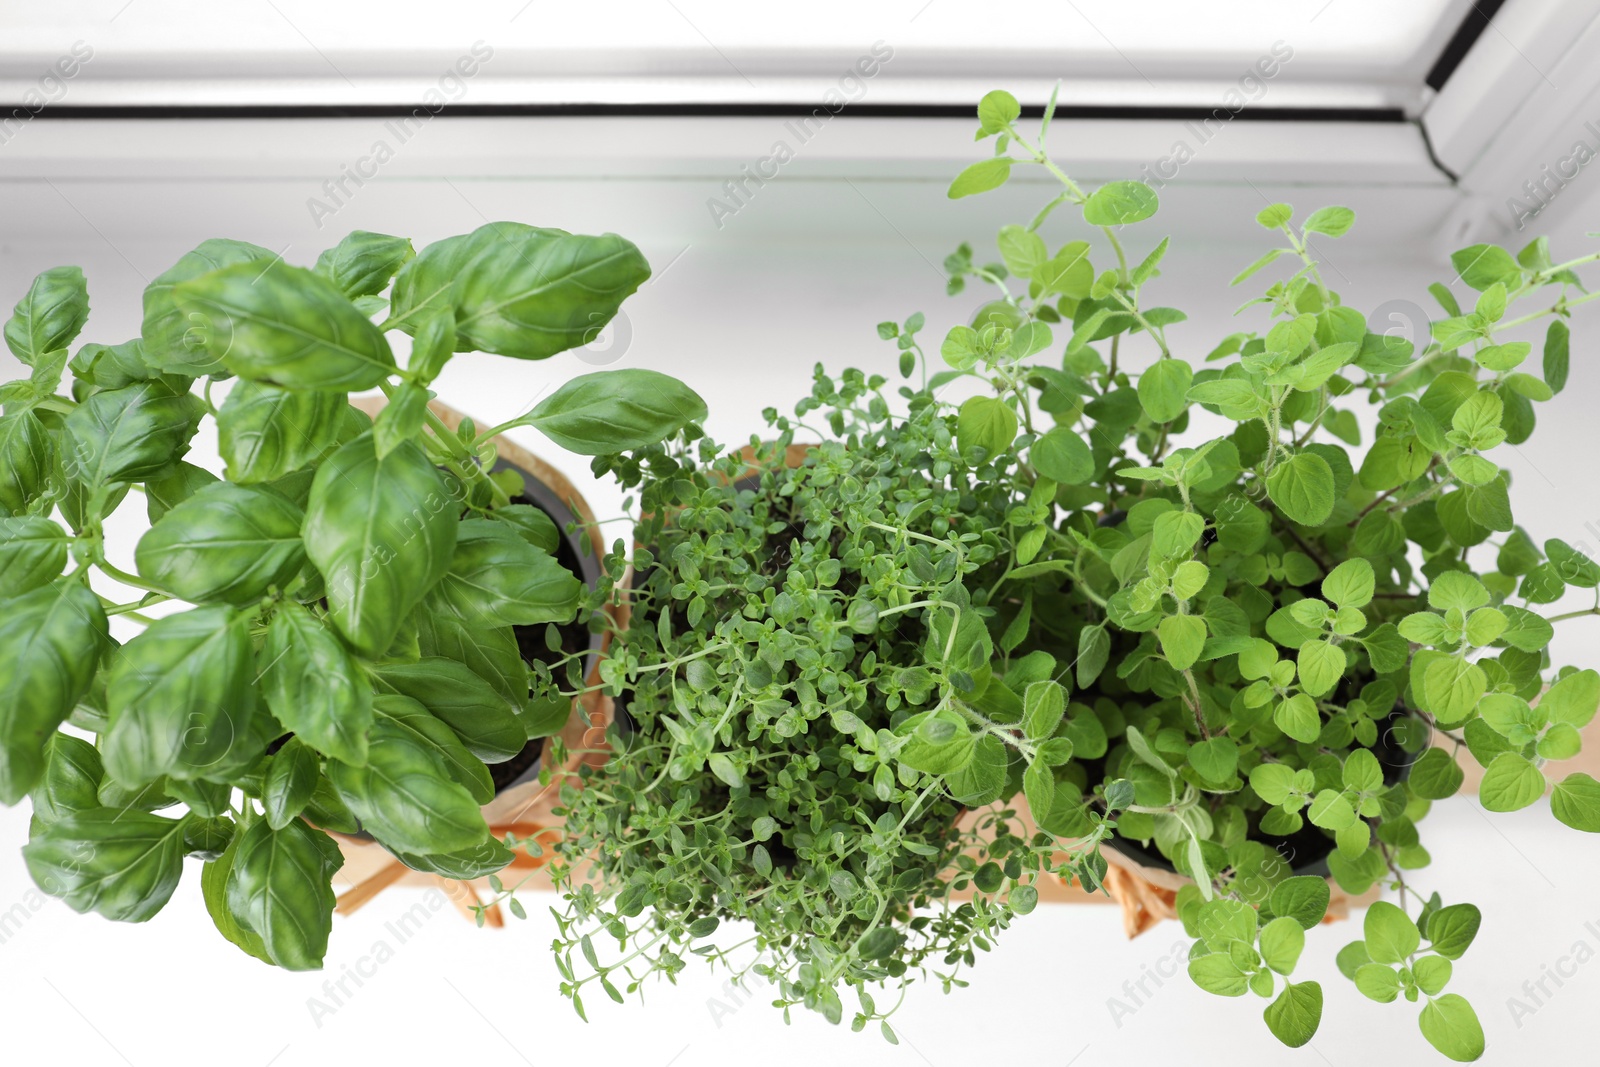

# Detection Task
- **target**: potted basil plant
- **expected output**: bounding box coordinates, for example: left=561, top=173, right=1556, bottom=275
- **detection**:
left=0, top=222, right=706, bottom=970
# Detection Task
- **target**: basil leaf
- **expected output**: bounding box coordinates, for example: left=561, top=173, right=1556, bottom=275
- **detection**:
left=262, top=738, right=320, bottom=830
left=416, top=607, right=529, bottom=713
left=0, top=579, right=108, bottom=803
left=225, top=818, right=342, bottom=970
left=29, top=732, right=104, bottom=825
left=23, top=809, right=185, bottom=922
left=104, top=605, right=257, bottom=786
left=64, top=380, right=205, bottom=488
left=0, top=515, right=69, bottom=595
left=145, top=461, right=219, bottom=523
left=327, top=713, right=490, bottom=855
left=525, top=368, right=707, bottom=455
left=174, top=261, right=395, bottom=389
left=201, top=821, right=274, bottom=963
left=313, top=230, right=414, bottom=299
left=142, top=238, right=280, bottom=374
left=373, top=657, right=527, bottom=762
left=433, top=518, right=582, bottom=629
left=217, top=380, right=347, bottom=483
left=0, top=411, right=54, bottom=516
left=303, top=433, right=457, bottom=657
left=390, top=222, right=650, bottom=360
left=387, top=833, right=514, bottom=880
left=5, top=265, right=88, bottom=365
left=135, top=482, right=306, bottom=605
left=259, top=601, right=374, bottom=766
left=373, top=694, right=494, bottom=804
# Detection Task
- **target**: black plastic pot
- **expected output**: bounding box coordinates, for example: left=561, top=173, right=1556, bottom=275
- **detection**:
left=494, top=454, right=604, bottom=793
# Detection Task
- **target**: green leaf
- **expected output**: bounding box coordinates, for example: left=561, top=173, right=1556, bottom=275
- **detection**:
left=432, top=519, right=582, bottom=629
left=1267, top=452, right=1335, bottom=526
left=1077, top=624, right=1110, bottom=688
left=1409, top=748, right=1465, bottom=800
left=175, top=261, right=396, bottom=389
left=1354, top=963, right=1400, bottom=1002
left=1450, top=243, right=1521, bottom=291
left=1296, top=640, right=1346, bottom=699
left=1544, top=319, right=1570, bottom=394
left=313, top=230, right=414, bottom=298
left=1188, top=953, right=1249, bottom=996
left=1478, top=751, right=1545, bottom=812
left=1250, top=763, right=1297, bottom=806
left=29, top=733, right=103, bottom=825
left=1322, top=558, right=1374, bottom=609
left=1158, top=614, right=1207, bottom=671
left=996, top=225, right=1046, bottom=277
left=1188, top=378, right=1268, bottom=420
left=948, top=158, right=1013, bottom=199
left=260, top=601, right=374, bottom=766
left=141, top=239, right=280, bottom=373
left=262, top=737, right=319, bottom=831
left=1547, top=538, right=1600, bottom=587
left=1022, top=680, right=1066, bottom=742
left=0, top=515, right=69, bottom=597
left=303, top=433, right=456, bottom=657
left=946, top=733, right=1007, bottom=805
left=135, top=483, right=306, bottom=605
left=1259, top=916, right=1306, bottom=975
left=373, top=694, right=493, bottom=804
left=226, top=818, right=341, bottom=970
left=1542, top=668, right=1600, bottom=727
left=1274, top=693, right=1321, bottom=744
left=1138, top=359, right=1192, bottom=423
left=1270, top=877, right=1330, bottom=930
left=0, top=411, right=53, bottom=517
left=1421, top=657, right=1486, bottom=726
left=1426, top=904, right=1481, bottom=959
left=1308, top=789, right=1356, bottom=830
left=976, top=89, right=1020, bottom=135
left=64, top=380, right=205, bottom=488
left=23, top=809, right=185, bottom=922
left=1031, top=427, right=1094, bottom=484
left=0, top=580, right=109, bottom=803
left=1336, top=940, right=1372, bottom=979
left=1418, top=994, right=1485, bottom=1062
left=201, top=824, right=271, bottom=963
left=327, top=711, right=490, bottom=855
left=1414, top=955, right=1453, bottom=996
left=217, top=381, right=347, bottom=484
left=1151, top=510, right=1205, bottom=560
left=1083, top=181, right=1159, bottom=226
left=1188, top=737, right=1238, bottom=783
left=373, top=658, right=526, bottom=763
left=898, top=708, right=975, bottom=776
left=957, top=395, right=1018, bottom=458
left=104, top=605, right=257, bottom=786
left=1364, top=900, right=1420, bottom=964
left=1551, top=772, right=1600, bottom=831
left=1257, top=204, right=1292, bottom=228
left=5, top=265, right=88, bottom=365
left=1302, top=206, right=1355, bottom=238
left=1262, top=981, right=1322, bottom=1048
left=524, top=368, right=707, bottom=454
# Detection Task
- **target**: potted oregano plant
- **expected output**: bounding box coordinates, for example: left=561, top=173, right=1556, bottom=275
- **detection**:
left=918, top=88, right=1600, bottom=1060
left=0, top=222, right=705, bottom=969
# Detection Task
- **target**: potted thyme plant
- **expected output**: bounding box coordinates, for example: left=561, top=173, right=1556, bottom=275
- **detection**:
left=0, top=223, right=705, bottom=969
